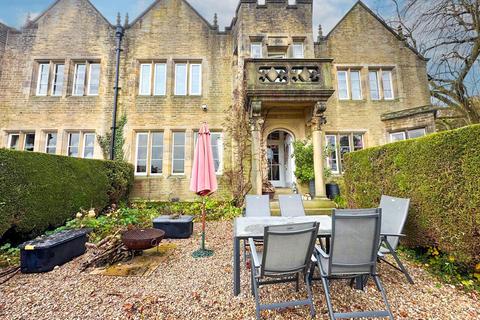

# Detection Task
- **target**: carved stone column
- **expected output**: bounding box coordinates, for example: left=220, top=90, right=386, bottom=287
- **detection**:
left=311, top=102, right=327, bottom=199
left=250, top=101, right=264, bottom=195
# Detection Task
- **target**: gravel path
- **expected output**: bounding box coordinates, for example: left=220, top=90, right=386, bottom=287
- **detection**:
left=0, top=221, right=478, bottom=319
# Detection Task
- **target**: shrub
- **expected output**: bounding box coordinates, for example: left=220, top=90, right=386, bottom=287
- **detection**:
left=343, top=125, right=480, bottom=267
left=0, top=149, right=134, bottom=240
left=292, top=140, right=315, bottom=184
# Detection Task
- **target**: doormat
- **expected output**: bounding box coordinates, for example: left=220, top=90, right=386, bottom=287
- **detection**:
left=90, top=243, right=177, bottom=277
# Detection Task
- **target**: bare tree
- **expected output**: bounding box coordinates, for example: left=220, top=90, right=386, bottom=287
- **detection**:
left=389, top=0, right=480, bottom=126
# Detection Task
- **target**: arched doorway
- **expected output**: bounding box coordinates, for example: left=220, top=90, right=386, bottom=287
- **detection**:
left=266, top=130, right=295, bottom=188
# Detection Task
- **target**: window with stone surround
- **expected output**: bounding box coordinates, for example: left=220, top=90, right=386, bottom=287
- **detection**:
left=35, top=61, right=65, bottom=96
left=368, top=68, right=395, bottom=100
left=72, top=61, right=101, bottom=96
left=389, top=128, right=426, bottom=142
left=172, top=131, right=186, bottom=174
left=138, top=62, right=167, bottom=96
left=251, top=43, right=263, bottom=58
left=67, top=131, right=95, bottom=158
left=174, top=62, right=202, bottom=96
left=337, top=68, right=362, bottom=100
left=292, top=42, right=304, bottom=58
left=325, top=132, right=365, bottom=173
left=134, top=131, right=165, bottom=176
left=6, top=132, right=36, bottom=151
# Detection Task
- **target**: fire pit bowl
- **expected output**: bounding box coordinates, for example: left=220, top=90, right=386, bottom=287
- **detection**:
left=121, top=228, right=165, bottom=251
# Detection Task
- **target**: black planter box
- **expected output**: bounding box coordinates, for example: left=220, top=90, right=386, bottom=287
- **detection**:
left=153, top=215, right=194, bottom=239
left=19, top=229, right=91, bottom=273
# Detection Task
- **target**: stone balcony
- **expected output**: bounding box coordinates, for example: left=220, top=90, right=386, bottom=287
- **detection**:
left=245, top=58, right=335, bottom=105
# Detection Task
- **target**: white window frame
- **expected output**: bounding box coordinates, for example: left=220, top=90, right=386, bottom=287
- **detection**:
left=45, top=132, right=57, bottom=154
left=51, top=63, right=64, bottom=97
left=337, top=70, right=349, bottom=100
left=135, top=132, right=149, bottom=176
left=67, top=132, right=80, bottom=157
left=325, top=135, right=340, bottom=174
left=153, top=63, right=167, bottom=96
left=369, top=70, right=380, bottom=101
left=189, top=63, right=202, bottom=96
left=389, top=131, right=406, bottom=142
left=211, top=132, right=224, bottom=175
left=350, top=70, right=363, bottom=100
left=73, top=63, right=86, bottom=96
left=82, top=133, right=95, bottom=159
left=7, top=133, right=20, bottom=150
left=139, top=63, right=152, bottom=96
left=251, top=43, right=263, bottom=58
left=382, top=70, right=394, bottom=100
left=174, top=63, right=188, bottom=96
left=407, top=128, right=426, bottom=139
left=36, top=63, right=50, bottom=96
left=150, top=132, right=164, bottom=176
left=23, top=133, right=35, bottom=152
left=292, top=43, right=304, bottom=58
left=87, top=63, right=101, bottom=96
left=171, top=132, right=186, bottom=175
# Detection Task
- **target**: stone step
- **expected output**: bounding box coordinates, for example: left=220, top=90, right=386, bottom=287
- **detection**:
left=269, top=198, right=336, bottom=216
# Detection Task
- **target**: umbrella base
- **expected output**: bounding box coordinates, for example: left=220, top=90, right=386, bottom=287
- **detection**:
left=192, top=249, right=214, bottom=258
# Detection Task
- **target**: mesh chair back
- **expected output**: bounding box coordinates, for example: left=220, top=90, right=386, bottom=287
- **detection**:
left=262, top=222, right=319, bottom=277
left=380, top=195, right=410, bottom=250
left=245, top=195, right=271, bottom=217
left=278, top=195, right=305, bottom=217
left=329, top=209, right=381, bottom=276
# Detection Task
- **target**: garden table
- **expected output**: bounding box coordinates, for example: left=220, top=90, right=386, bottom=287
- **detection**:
left=233, top=215, right=332, bottom=296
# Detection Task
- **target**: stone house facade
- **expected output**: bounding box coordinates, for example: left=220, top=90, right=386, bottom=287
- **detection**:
left=0, top=0, right=436, bottom=200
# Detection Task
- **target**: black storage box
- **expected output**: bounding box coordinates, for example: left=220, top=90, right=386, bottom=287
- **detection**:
left=19, top=229, right=91, bottom=273
left=153, top=215, right=194, bottom=239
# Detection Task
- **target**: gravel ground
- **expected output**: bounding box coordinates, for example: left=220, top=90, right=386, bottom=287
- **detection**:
left=0, top=221, right=478, bottom=320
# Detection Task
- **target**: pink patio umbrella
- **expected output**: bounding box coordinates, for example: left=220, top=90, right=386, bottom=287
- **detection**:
left=190, top=123, right=218, bottom=257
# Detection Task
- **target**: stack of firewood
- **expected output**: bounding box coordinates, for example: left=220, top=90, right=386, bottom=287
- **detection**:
left=80, top=233, right=134, bottom=271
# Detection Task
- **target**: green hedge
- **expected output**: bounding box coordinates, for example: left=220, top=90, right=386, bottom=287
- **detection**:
left=343, top=125, right=480, bottom=267
left=0, top=149, right=134, bottom=240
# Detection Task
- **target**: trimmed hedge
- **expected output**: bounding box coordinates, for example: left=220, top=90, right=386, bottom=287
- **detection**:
left=0, top=149, right=134, bottom=240
left=344, top=125, right=480, bottom=267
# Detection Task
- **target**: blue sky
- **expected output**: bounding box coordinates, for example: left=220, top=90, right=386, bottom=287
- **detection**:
left=0, top=0, right=384, bottom=34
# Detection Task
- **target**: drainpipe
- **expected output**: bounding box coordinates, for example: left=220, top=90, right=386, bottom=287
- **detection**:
left=110, top=13, right=125, bottom=161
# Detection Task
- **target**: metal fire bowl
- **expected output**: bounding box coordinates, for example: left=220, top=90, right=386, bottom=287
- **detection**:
left=121, top=228, right=165, bottom=251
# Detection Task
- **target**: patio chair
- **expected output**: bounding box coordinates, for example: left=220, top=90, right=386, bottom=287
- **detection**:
left=315, top=209, right=394, bottom=320
left=249, top=222, right=319, bottom=319
left=378, top=195, right=414, bottom=284
left=243, top=195, right=271, bottom=265
left=278, top=194, right=305, bottom=217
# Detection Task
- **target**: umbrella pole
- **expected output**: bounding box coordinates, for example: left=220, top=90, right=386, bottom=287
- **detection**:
left=201, top=197, right=206, bottom=250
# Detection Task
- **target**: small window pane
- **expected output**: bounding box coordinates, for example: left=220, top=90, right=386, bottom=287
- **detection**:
left=37, top=63, right=49, bottom=96
left=52, top=64, right=64, bottom=96
left=350, top=71, right=362, bottom=100
left=136, top=133, right=148, bottom=174
left=408, top=128, right=426, bottom=139
left=8, top=134, right=20, bottom=150
left=23, top=133, right=35, bottom=152
left=88, top=63, right=100, bottom=95
left=154, top=63, right=167, bottom=96
left=190, top=64, right=202, bottom=96
left=292, top=43, right=304, bottom=58
left=68, top=133, right=80, bottom=157
left=45, top=133, right=57, bottom=154
left=369, top=71, right=380, bottom=100
left=172, top=132, right=185, bottom=174
left=211, top=133, right=223, bottom=174
left=337, top=71, right=349, bottom=100
left=325, top=135, right=338, bottom=173
left=251, top=43, right=262, bottom=58
left=83, top=133, right=95, bottom=159
left=151, top=132, right=164, bottom=174
left=382, top=71, right=394, bottom=100
left=390, top=132, right=406, bottom=142
left=139, top=64, right=152, bottom=95
left=175, top=64, right=187, bottom=96
left=73, top=64, right=86, bottom=96
left=353, top=134, right=364, bottom=151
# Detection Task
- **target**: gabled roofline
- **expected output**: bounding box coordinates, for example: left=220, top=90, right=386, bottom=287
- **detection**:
left=128, top=0, right=215, bottom=30
left=0, top=21, right=19, bottom=32
left=29, top=0, right=114, bottom=28
left=325, top=0, right=428, bottom=61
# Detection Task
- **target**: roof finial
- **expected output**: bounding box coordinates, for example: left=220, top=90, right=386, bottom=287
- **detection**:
left=317, top=24, right=323, bottom=42
left=213, top=13, right=218, bottom=30
left=24, top=12, right=32, bottom=27
left=124, top=13, right=129, bottom=28
left=116, top=12, right=121, bottom=26
left=397, top=25, right=405, bottom=40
